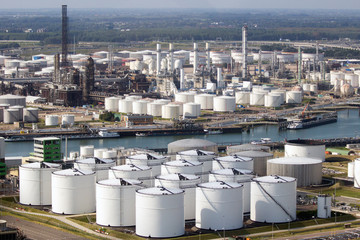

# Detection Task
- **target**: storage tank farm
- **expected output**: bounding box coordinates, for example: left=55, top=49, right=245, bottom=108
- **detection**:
left=209, top=168, right=254, bottom=213
left=233, top=150, right=273, bottom=176
left=196, top=181, right=244, bottom=230
left=161, top=159, right=203, bottom=176
left=74, top=157, right=116, bottom=181
left=125, top=153, right=168, bottom=178
left=96, top=178, right=142, bottom=227
left=109, top=164, right=153, bottom=187
left=212, top=155, right=254, bottom=171
left=155, top=173, right=201, bottom=220
left=19, top=162, right=62, bottom=206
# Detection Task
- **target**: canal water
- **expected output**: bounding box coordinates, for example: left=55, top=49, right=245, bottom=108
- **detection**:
left=5, top=109, right=360, bottom=157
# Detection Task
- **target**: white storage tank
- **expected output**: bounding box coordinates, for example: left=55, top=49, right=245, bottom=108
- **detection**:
left=45, top=115, right=59, bottom=126
left=162, top=104, right=180, bottom=119
left=74, top=158, right=116, bottom=181
left=104, top=96, right=121, bottom=112
left=168, top=102, right=184, bottom=115
left=109, top=164, right=153, bottom=186
left=209, top=168, right=253, bottom=213
left=348, top=161, right=354, bottom=178
left=286, top=91, right=302, bottom=104
left=175, top=92, right=195, bottom=103
left=310, top=84, right=318, bottom=93
left=213, top=155, right=253, bottom=171
left=148, top=102, right=165, bottom=117
left=354, top=158, right=360, bottom=188
left=103, top=150, right=117, bottom=159
left=265, top=94, right=281, bottom=108
left=317, top=194, right=331, bottom=219
left=4, top=109, right=19, bottom=124
left=155, top=173, right=201, bottom=220
left=52, top=169, right=96, bottom=214
left=136, top=187, right=185, bottom=238
left=0, top=94, right=26, bottom=107
left=196, top=181, right=244, bottom=230
left=168, top=138, right=218, bottom=154
left=61, top=115, right=75, bottom=126
left=194, top=94, right=214, bottom=110
left=161, top=159, right=203, bottom=175
left=183, top=102, right=201, bottom=118
left=267, top=157, right=323, bottom=187
left=19, top=162, right=62, bottom=206
left=96, top=178, right=142, bottom=227
left=80, top=145, right=94, bottom=158
left=302, top=83, right=311, bottom=92
left=250, top=92, right=265, bottom=106
left=132, top=100, right=149, bottom=115
left=235, top=91, right=250, bottom=105
left=23, top=108, right=39, bottom=123
left=213, top=96, right=236, bottom=112
left=227, top=144, right=270, bottom=154
left=126, top=153, right=168, bottom=177
left=251, top=175, right=297, bottom=223
left=233, top=151, right=273, bottom=176
left=118, top=99, right=133, bottom=114
left=285, top=139, right=325, bottom=162
left=271, top=89, right=286, bottom=104
left=94, top=148, right=107, bottom=159
left=9, top=105, right=23, bottom=121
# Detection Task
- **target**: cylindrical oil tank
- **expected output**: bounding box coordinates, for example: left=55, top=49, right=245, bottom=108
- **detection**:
left=251, top=175, right=297, bottom=223
left=302, top=83, right=311, bottom=92
left=286, top=91, right=302, bottom=104
left=310, top=84, right=318, bottom=93
left=132, top=100, right=149, bottom=115
left=4, top=109, right=19, bottom=124
left=348, top=161, right=354, bottom=178
left=168, top=139, right=218, bottom=154
left=354, top=159, right=360, bottom=188
left=183, top=102, right=201, bottom=118
left=196, top=181, right=244, bottom=230
left=23, top=108, right=38, bottom=123
left=162, top=104, right=180, bottom=119
left=103, top=150, right=117, bottom=159
left=52, top=169, right=96, bottom=214
left=9, top=105, right=23, bottom=121
left=250, top=92, right=265, bottom=106
left=265, top=94, right=281, bottom=107
left=61, top=114, right=75, bottom=126
left=231, top=151, right=273, bottom=176
left=126, top=153, right=168, bottom=177
left=317, top=194, right=331, bottom=219
left=161, top=159, right=203, bottom=175
left=285, top=139, right=325, bottom=162
left=267, top=157, right=322, bottom=187
left=148, top=102, right=165, bottom=117
left=105, top=96, right=121, bottom=112
left=96, top=178, right=142, bottom=227
left=271, top=90, right=286, bottom=104
left=0, top=94, right=26, bottom=107
left=213, top=96, right=236, bottom=112
left=155, top=174, right=201, bottom=220
left=168, top=102, right=184, bottom=115
left=74, top=158, right=116, bottom=181
left=118, top=99, right=133, bottom=114
left=176, top=149, right=216, bottom=182
left=136, top=187, right=185, bottom=238
left=175, top=92, right=195, bottom=103
left=235, top=91, right=250, bottom=105
left=109, top=164, right=153, bottom=186
left=194, top=94, right=214, bottom=110
left=209, top=168, right=253, bottom=213
left=94, top=148, right=107, bottom=159
left=227, top=144, right=270, bottom=155
left=213, top=155, right=253, bottom=171
left=80, top=145, right=94, bottom=158
left=45, top=115, right=59, bottom=126
left=19, top=162, right=62, bottom=205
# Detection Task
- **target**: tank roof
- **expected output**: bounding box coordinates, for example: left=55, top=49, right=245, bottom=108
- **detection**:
left=211, top=168, right=253, bottom=176
left=76, top=157, right=115, bottom=165
left=137, top=187, right=184, bottom=195
left=97, top=178, right=141, bottom=186
left=156, top=173, right=200, bottom=181
left=21, top=162, right=61, bottom=169
left=267, top=157, right=322, bottom=165
left=286, top=139, right=325, bottom=146
left=177, top=149, right=215, bottom=156
left=233, top=150, right=273, bottom=157
left=169, top=139, right=216, bottom=149
left=163, top=160, right=203, bottom=167
left=198, top=181, right=243, bottom=189
left=253, top=175, right=296, bottom=183
left=215, top=155, right=252, bottom=162
left=53, top=168, right=95, bottom=176
left=111, top=164, right=151, bottom=171
left=127, top=153, right=166, bottom=160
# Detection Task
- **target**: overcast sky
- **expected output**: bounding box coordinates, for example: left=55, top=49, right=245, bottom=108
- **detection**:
left=2, top=0, right=360, bottom=9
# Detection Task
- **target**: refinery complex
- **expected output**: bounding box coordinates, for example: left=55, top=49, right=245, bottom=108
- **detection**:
left=1, top=4, right=360, bottom=240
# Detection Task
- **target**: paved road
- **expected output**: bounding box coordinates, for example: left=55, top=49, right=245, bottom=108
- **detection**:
left=1, top=215, right=88, bottom=240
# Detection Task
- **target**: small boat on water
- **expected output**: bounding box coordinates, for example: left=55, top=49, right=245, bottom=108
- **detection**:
left=98, top=129, right=119, bottom=138
left=251, top=138, right=272, bottom=145
left=135, top=132, right=147, bottom=137
left=204, top=129, right=223, bottom=135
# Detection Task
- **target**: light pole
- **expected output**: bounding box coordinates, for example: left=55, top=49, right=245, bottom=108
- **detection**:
left=287, top=218, right=290, bottom=231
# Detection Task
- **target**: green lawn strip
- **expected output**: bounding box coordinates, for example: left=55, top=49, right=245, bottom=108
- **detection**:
left=0, top=209, right=105, bottom=240
left=299, top=185, right=360, bottom=199
left=69, top=215, right=142, bottom=240
left=0, top=196, right=55, bottom=215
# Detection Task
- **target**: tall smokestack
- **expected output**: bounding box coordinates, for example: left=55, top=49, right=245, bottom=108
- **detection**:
left=54, top=53, right=60, bottom=83
left=193, top=43, right=198, bottom=74
left=242, top=25, right=248, bottom=79
left=217, top=67, right=223, bottom=88
left=206, top=42, right=211, bottom=71
left=156, top=43, right=161, bottom=76
left=61, top=5, right=68, bottom=67
left=180, top=68, right=185, bottom=89
left=169, top=43, right=174, bottom=73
